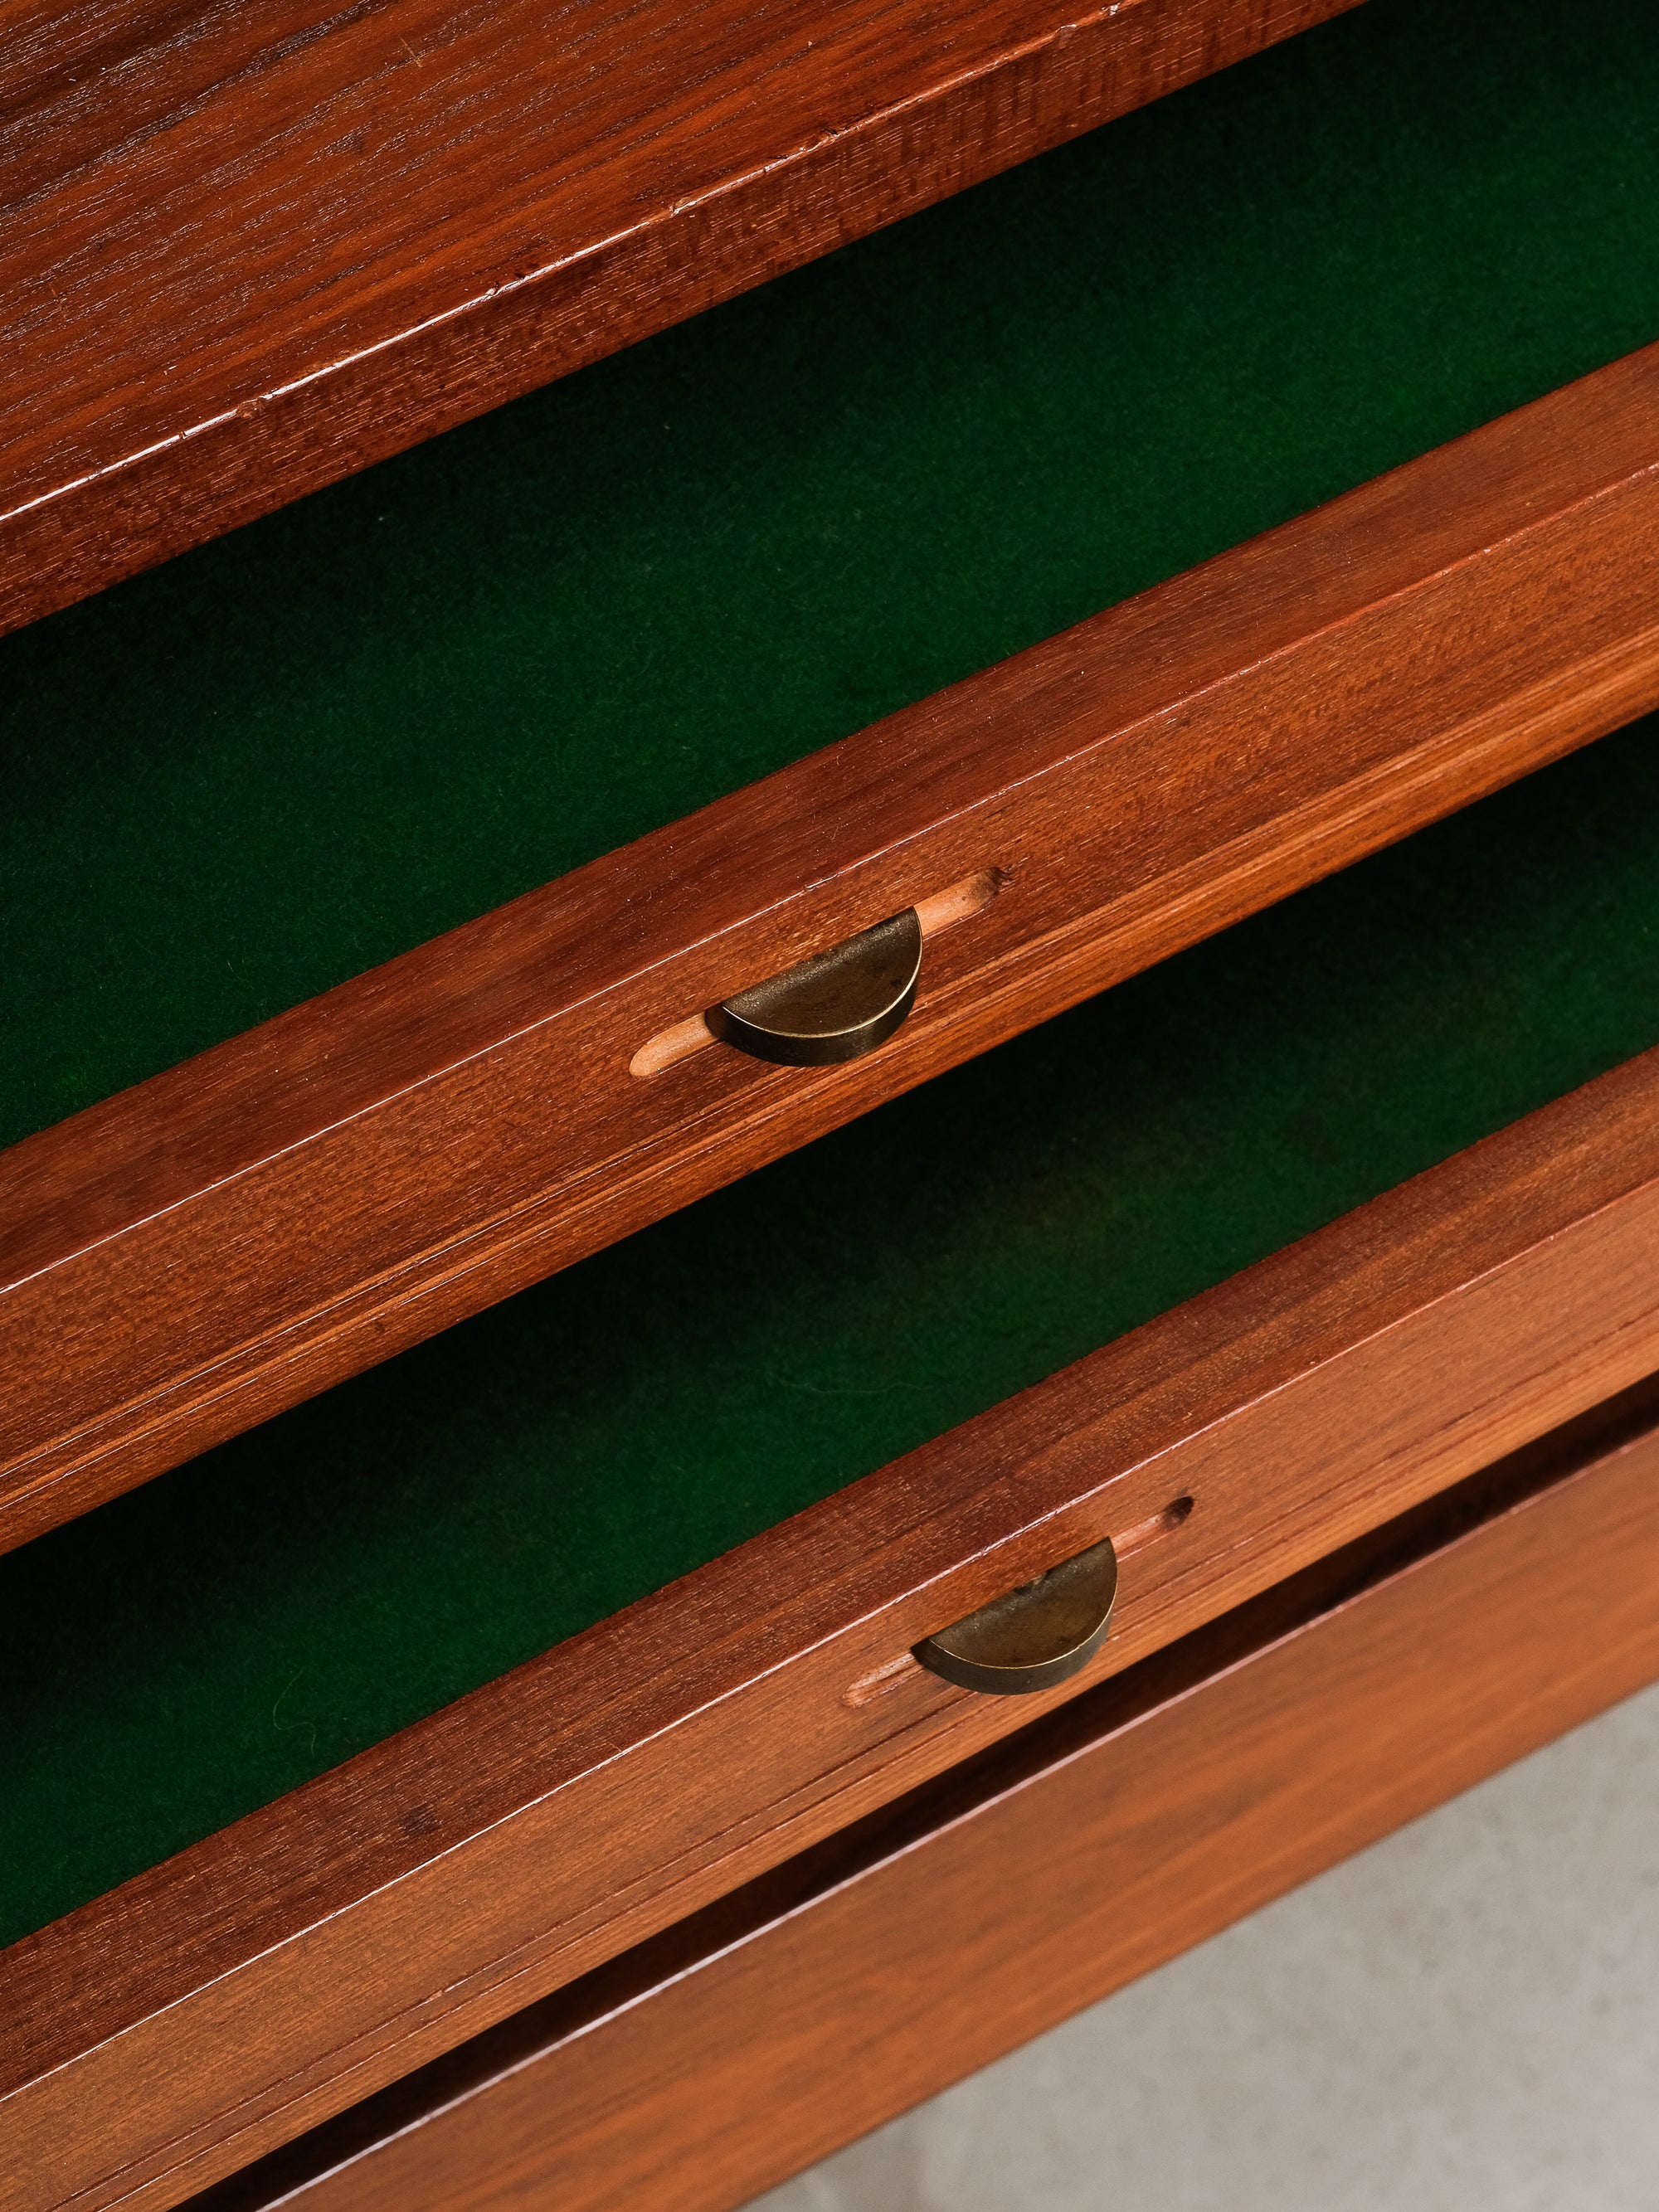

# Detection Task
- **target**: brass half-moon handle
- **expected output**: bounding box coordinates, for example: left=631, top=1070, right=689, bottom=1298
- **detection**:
left=705, top=907, right=922, bottom=1068
left=914, top=1534, right=1119, bottom=1696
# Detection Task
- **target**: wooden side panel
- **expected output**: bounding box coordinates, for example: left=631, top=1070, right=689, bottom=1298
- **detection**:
left=193, top=1385, right=1659, bottom=2212
left=0, top=0, right=1361, bottom=638
left=7, top=1045, right=1659, bottom=2212
left=7, top=342, right=1659, bottom=1547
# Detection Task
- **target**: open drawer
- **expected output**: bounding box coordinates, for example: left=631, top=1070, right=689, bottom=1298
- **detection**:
left=7, top=711, right=1659, bottom=2209
left=7, top=0, right=1659, bottom=1543
left=186, top=1373, right=1659, bottom=2212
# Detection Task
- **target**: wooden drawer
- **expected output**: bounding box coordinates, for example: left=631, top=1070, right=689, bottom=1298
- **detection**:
left=7, top=3, right=1659, bottom=2210
left=188, top=1376, right=1659, bottom=2212
left=8, top=340, right=1659, bottom=1544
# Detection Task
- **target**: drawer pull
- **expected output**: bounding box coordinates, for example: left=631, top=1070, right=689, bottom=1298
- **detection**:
left=914, top=1535, right=1119, bottom=1696
left=706, top=907, right=923, bottom=1067
left=630, top=872, right=997, bottom=1077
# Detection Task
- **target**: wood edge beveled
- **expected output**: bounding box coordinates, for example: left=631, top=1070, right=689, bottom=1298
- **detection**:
left=0, top=0, right=1368, bottom=638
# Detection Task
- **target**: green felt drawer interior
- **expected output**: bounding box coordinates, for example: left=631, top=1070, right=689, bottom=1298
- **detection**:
left=5, top=718, right=1659, bottom=1947
left=4, top=0, right=1659, bottom=1153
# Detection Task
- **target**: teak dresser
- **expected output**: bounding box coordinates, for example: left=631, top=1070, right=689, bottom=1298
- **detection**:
left=5, top=0, right=1659, bottom=2207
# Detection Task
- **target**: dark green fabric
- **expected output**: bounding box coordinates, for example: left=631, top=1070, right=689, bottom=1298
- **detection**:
left=5, top=0, right=1659, bottom=1148
left=4, top=722, right=1659, bottom=1945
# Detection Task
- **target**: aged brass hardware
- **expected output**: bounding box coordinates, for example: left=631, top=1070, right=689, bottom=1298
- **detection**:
left=629, top=872, right=998, bottom=1078
left=705, top=907, right=923, bottom=1067
left=914, top=1535, right=1118, bottom=1695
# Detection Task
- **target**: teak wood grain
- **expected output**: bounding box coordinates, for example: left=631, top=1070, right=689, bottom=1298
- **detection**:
left=191, top=1383, right=1659, bottom=2212
left=9, top=1041, right=1659, bottom=2212
left=0, top=0, right=1359, bottom=638
left=9, top=343, right=1659, bottom=1551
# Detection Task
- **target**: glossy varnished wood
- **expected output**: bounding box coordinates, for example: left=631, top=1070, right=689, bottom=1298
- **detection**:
left=8, top=1042, right=1659, bottom=2212
left=0, top=0, right=1358, bottom=636
left=8, top=343, right=1659, bottom=1548
left=193, top=1385, right=1659, bottom=2212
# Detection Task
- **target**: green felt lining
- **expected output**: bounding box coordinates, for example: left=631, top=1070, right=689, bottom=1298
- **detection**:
left=3, top=719, right=1659, bottom=1946
left=4, top=0, right=1659, bottom=1149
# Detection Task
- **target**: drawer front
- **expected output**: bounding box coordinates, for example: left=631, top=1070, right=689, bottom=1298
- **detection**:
left=194, top=1370, right=1659, bottom=2212
left=2, top=0, right=1355, bottom=639
left=7, top=1044, right=1659, bottom=2212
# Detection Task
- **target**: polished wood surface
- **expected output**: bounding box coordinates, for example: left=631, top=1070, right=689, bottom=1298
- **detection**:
left=9, top=343, right=1659, bottom=1550
left=8, top=1039, right=1659, bottom=2212
left=0, top=0, right=1358, bottom=638
left=192, top=1378, right=1659, bottom=2212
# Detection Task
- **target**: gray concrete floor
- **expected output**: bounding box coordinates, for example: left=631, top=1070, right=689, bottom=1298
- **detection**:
left=751, top=1680, right=1659, bottom=2211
